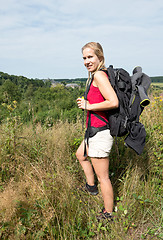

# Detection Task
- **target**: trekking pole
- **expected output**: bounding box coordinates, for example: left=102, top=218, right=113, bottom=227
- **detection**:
left=82, top=109, right=85, bottom=131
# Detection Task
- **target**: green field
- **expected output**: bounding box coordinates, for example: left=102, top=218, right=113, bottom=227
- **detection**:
left=152, top=82, right=163, bottom=87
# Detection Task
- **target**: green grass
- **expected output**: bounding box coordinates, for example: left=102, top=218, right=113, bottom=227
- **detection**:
left=0, top=92, right=162, bottom=239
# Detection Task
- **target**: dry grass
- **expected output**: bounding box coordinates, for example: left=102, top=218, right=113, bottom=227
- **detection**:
left=0, top=95, right=162, bottom=239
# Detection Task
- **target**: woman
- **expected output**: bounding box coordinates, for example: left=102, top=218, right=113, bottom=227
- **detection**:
left=76, top=42, right=119, bottom=221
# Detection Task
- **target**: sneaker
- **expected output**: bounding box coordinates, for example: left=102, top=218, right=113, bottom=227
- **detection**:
left=96, top=208, right=114, bottom=222
left=85, top=183, right=99, bottom=196
left=77, top=183, right=99, bottom=196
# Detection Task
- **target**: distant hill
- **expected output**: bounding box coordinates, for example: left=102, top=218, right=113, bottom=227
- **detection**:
left=151, top=76, right=163, bottom=83
left=0, top=71, right=162, bottom=84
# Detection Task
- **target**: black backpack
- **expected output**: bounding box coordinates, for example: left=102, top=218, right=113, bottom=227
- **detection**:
left=101, top=66, right=132, bottom=137
left=84, top=65, right=151, bottom=155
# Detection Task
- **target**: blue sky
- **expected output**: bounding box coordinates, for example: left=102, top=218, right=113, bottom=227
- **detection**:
left=0, top=0, right=163, bottom=79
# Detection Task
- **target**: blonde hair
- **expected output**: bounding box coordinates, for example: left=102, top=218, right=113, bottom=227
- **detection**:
left=82, top=42, right=106, bottom=88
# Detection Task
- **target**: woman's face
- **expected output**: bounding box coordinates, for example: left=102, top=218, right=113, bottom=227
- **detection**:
left=82, top=47, right=101, bottom=73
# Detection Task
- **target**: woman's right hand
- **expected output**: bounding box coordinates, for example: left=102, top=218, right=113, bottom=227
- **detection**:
left=76, top=97, right=90, bottom=110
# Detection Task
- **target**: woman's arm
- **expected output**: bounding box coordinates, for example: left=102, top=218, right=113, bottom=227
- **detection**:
left=77, top=71, right=119, bottom=111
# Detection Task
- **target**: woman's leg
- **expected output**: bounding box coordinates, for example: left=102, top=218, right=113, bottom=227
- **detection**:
left=91, top=157, right=113, bottom=213
left=76, top=140, right=95, bottom=186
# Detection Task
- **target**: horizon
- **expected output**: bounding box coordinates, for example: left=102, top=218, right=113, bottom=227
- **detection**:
left=1, top=70, right=163, bottom=80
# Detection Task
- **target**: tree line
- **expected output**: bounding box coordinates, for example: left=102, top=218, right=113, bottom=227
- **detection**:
left=0, top=71, right=162, bottom=126
left=150, top=76, right=163, bottom=82
left=0, top=72, right=85, bottom=125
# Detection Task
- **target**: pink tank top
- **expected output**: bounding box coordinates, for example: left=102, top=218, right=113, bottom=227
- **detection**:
left=86, top=83, right=108, bottom=128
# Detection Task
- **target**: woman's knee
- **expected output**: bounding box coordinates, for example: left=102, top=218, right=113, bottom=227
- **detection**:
left=76, top=141, right=87, bottom=162
left=76, top=147, right=84, bottom=162
left=76, top=150, right=81, bottom=161
left=97, top=175, right=110, bottom=184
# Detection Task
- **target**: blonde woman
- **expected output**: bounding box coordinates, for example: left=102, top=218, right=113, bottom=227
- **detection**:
left=76, top=42, right=119, bottom=221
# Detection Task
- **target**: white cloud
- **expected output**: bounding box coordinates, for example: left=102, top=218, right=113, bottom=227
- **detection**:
left=0, top=0, right=163, bottom=78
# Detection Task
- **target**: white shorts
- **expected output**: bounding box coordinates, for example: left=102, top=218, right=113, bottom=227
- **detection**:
left=88, top=129, right=113, bottom=158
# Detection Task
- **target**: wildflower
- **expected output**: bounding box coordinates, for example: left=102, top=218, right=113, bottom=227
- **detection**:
left=7, top=105, right=14, bottom=111
left=129, top=223, right=136, bottom=229
left=13, top=100, right=17, bottom=108
left=124, top=210, right=128, bottom=215
left=114, top=206, right=118, bottom=212
left=2, top=103, right=6, bottom=107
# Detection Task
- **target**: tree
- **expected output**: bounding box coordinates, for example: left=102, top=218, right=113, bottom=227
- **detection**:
left=1, top=79, right=22, bottom=103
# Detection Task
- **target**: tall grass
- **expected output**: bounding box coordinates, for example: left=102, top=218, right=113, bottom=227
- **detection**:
left=0, top=93, right=162, bottom=240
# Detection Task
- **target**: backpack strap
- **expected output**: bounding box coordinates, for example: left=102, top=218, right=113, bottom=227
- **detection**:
left=83, top=76, right=93, bottom=157
left=91, top=111, right=109, bottom=125
left=84, top=76, right=94, bottom=100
